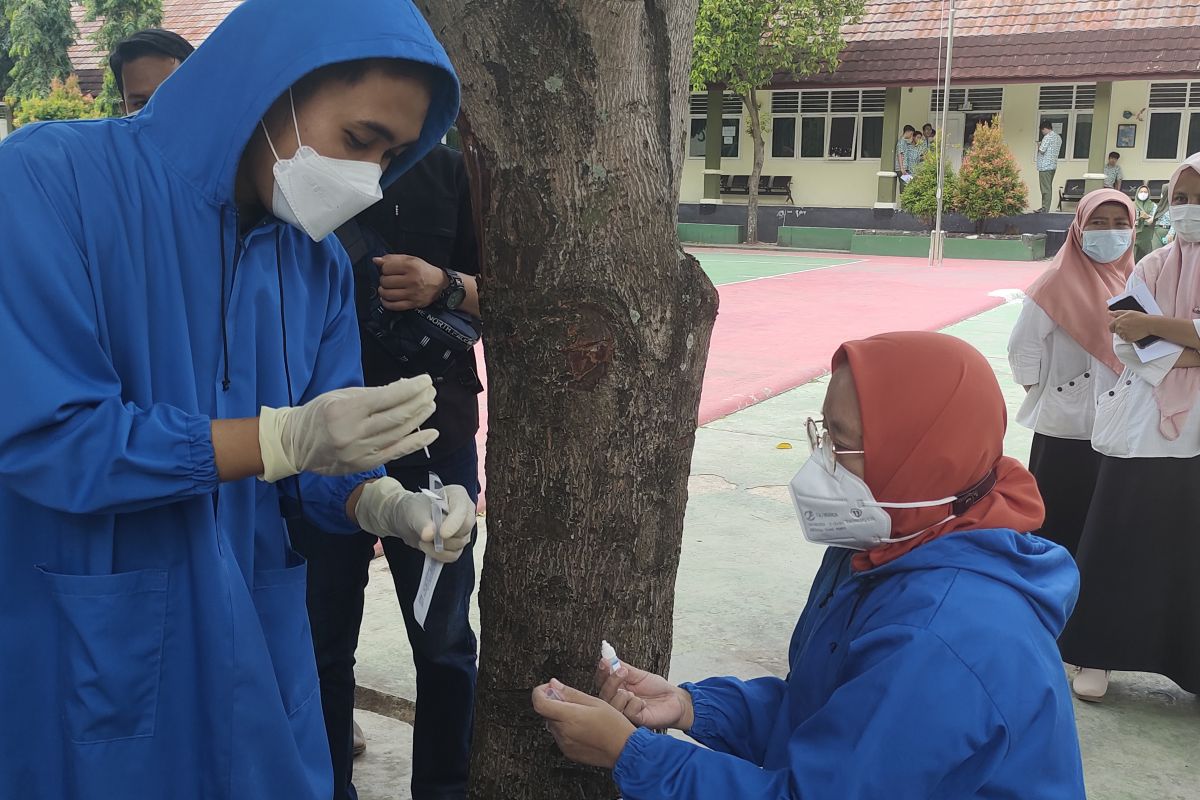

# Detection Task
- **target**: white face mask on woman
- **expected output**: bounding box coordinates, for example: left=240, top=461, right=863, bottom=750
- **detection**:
left=787, top=443, right=966, bottom=551
left=1137, top=191, right=1150, bottom=201
left=1170, top=205, right=1200, bottom=244
left=261, top=89, right=384, bottom=242
left=1081, top=229, right=1133, bottom=263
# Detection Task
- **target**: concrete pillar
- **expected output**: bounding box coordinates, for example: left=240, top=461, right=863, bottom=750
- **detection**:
left=1083, top=81, right=1113, bottom=194
left=876, top=87, right=902, bottom=209
left=703, top=85, right=723, bottom=203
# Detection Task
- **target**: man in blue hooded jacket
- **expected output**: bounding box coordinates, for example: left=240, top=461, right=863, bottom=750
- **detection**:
left=0, top=2, right=473, bottom=798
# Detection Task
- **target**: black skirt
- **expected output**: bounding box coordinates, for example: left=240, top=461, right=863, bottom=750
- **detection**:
left=1058, top=453, right=1200, bottom=693
left=1028, top=433, right=1103, bottom=557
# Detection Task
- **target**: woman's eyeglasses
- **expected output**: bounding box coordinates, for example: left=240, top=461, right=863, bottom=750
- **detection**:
left=806, top=417, right=865, bottom=474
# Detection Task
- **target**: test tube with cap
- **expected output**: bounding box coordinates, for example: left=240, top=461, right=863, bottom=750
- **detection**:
left=602, top=640, right=621, bottom=673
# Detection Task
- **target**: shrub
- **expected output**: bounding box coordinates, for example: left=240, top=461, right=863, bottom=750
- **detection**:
left=899, top=141, right=956, bottom=228
left=12, top=75, right=102, bottom=126
left=952, top=118, right=1028, bottom=233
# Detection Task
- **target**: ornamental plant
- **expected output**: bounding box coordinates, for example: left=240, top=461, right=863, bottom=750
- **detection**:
left=952, top=117, right=1028, bottom=233
left=899, top=140, right=956, bottom=228
left=13, top=75, right=100, bottom=124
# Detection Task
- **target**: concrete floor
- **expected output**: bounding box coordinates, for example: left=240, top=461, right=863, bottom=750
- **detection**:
left=352, top=301, right=1199, bottom=799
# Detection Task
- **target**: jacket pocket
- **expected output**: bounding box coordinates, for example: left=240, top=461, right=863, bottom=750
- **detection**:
left=37, top=566, right=168, bottom=744
left=1092, top=377, right=1132, bottom=456
left=253, top=553, right=319, bottom=717
left=1038, top=370, right=1094, bottom=436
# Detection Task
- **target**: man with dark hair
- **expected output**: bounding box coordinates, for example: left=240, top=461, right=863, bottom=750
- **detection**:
left=108, top=28, right=195, bottom=113
left=1103, top=151, right=1124, bottom=191
left=290, top=140, right=483, bottom=800
left=1036, top=119, right=1063, bottom=213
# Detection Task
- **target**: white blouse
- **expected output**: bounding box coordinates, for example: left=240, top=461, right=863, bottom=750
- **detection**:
left=1091, top=314, right=1200, bottom=459
left=1008, top=299, right=1120, bottom=440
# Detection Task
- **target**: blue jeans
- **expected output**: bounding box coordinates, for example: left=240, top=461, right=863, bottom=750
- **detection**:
left=290, top=442, right=480, bottom=800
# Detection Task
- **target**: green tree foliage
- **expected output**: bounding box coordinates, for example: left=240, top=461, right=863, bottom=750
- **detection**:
left=13, top=73, right=99, bottom=123
left=691, top=0, right=865, bottom=242
left=80, top=0, right=163, bottom=115
left=899, top=141, right=956, bottom=227
left=0, top=1, right=16, bottom=100
left=6, top=0, right=75, bottom=99
left=952, top=118, right=1029, bottom=233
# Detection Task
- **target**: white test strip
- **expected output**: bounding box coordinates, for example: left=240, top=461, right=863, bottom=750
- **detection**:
left=414, top=471, right=449, bottom=629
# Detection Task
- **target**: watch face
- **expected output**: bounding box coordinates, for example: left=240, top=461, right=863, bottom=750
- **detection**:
left=445, top=287, right=467, bottom=310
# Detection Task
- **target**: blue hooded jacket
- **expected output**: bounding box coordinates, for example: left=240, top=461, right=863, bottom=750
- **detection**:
left=0, top=2, right=458, bottom=798
left=613, top=531, right=1087, bottom=799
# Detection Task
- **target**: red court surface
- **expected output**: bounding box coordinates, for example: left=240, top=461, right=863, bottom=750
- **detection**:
left=469, top=249, right=1049, bottom=502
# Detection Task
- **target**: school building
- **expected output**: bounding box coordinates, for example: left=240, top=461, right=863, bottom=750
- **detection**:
left=683, top=0, right=1200, bottom=237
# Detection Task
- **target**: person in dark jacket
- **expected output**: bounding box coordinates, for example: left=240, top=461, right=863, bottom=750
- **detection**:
left=290, top=142, right=483, bottom=800
left=532, top=332, right=1086, bottom=800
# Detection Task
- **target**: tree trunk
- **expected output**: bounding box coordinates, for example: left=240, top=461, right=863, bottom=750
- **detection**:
left=415, top=3, right=719, bottom=798
left=744, top=91, right=765, bottom=244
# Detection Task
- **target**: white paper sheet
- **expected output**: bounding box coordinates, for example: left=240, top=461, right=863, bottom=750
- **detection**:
left=1108, top=282, right=1185, bottom=364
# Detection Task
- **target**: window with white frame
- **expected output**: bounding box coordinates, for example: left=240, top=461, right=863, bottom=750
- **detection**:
left=1146, top=82, right=1200, bottom=161
left=930, top=87, right=1004, bottom=113
left=688, top=93, right=744, bottom=159
left=770, top=89, right=885, bottom=160
left=1037, top=84, right=1095, bottom=160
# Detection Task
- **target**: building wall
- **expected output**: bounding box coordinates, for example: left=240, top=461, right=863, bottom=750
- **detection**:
left=681, top=80, right=1184, bottom=210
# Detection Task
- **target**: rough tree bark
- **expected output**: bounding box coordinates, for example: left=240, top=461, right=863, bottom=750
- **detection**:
left=743, top=91, right=766, bottom=243
left=415, top=2, right=719, bottom=798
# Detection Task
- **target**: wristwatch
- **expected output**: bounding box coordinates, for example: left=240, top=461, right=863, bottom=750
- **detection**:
left=438, top=269, right=467, bottom=311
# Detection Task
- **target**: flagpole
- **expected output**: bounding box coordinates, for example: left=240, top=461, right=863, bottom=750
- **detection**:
left=931, top=0, right=955, bottom=268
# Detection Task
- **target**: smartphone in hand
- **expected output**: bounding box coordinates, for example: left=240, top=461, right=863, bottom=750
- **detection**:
left=1107, top=295, right=1164, bottom=348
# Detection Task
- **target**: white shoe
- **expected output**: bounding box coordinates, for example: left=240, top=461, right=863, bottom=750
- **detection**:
left=1072, top=668, right=1109, bottom=701
left=352, top=719, right=367, bottom=758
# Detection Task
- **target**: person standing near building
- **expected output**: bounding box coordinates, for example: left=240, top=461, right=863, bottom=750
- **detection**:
left=1008, top=190, right=1134, bottom=558
left=1061, top=153, right=1200, bottom=701
left=897, top=124, right=917, bottom=188
left=290, top=142, right=483, bottom=800
left=1102, top=152, right=1124, bottom=192
left=1036, top=120, right=1063, bottom=213
left=1133, top=184, right=1160, bottom=261
left=107, top=28, right=194, bottom=113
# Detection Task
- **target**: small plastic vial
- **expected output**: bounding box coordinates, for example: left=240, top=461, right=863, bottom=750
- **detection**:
left=601, top=640, right=621, bottom=673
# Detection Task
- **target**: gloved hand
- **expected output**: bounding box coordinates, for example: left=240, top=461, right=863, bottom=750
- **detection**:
left=354, top=477, right=476, bottom=563
left=258, top=376, right=437, bottom=483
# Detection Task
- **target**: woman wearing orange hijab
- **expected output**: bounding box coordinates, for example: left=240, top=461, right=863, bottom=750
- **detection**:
left=1008, top=190, right=1135, bottom=557
left=1059, top=154, right=1200, bottom=701
left=531, top=332, right=1085, bottom=800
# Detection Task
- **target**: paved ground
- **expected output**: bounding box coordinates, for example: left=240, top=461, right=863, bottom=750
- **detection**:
left=351, top=280, right=1199, bottom=799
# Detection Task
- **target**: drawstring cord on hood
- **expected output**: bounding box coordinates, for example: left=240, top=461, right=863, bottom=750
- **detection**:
left=218, top=212, right=232, bottom=392
left=275, top=227, right=306, bottom=518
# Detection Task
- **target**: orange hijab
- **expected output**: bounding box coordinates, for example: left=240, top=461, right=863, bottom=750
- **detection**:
left=1026, top=189, right=1135, bottom=375
left=835, top=332, right=1046, bottom=571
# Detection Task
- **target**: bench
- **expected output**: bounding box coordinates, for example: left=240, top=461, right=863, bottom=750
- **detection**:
left=719, top=174, right=793, bottom=203
left=1148, top=180, right=1169, bottom=202
left=1057, top=179, right=1085, bottom=211
left=1119, top=180, right=1143, bottom=200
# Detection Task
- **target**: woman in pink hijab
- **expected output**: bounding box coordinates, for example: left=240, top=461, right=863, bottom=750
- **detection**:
left=1058, top=153, right=1200, bottom=701
left=1007, top=189, right=1134, bottom=559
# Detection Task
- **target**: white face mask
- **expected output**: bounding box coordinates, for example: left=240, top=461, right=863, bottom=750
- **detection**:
left=1137, top=191, right=1150, bottom=201
left=1081, top=229, right=1133, bottom=264
left=261, top=89, right=384, bottom=242
left=1170, top=204, right=1200, bottom=243
left=787, top=445, right=964, bottom=551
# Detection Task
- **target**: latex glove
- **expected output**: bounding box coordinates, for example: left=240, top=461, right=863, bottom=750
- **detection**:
left=258, top=376, right=437, bottom=483
left=354, top=477, right=475, bottom=562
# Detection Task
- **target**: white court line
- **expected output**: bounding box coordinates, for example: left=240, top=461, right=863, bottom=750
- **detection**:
left=713, top=259, right=867, bottom=287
